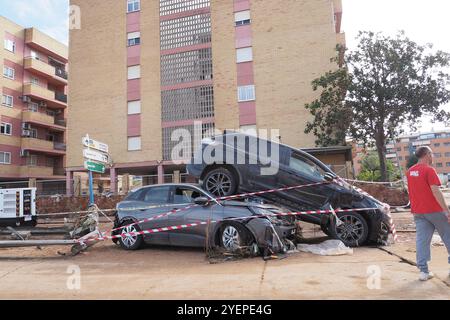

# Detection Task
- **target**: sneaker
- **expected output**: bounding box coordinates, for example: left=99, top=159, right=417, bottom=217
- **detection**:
left=419, top=272, right=434, bottom=281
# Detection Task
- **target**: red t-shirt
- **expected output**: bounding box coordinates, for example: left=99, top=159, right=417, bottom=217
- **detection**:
left=407, top=164, right=443, bottom=214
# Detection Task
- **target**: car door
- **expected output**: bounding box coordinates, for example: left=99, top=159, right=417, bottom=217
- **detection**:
left=169, top=186, right=221, bottom=247
left=137, top=186, right=172, bottom=245
left=276, top=151, right=331, bottom=208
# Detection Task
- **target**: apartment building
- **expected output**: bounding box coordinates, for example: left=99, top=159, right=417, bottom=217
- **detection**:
left=353, top=129, right=450, bottom=182
left=68, top=0, right=345, bottom=194
left=0, top=16, right=68, bottom=188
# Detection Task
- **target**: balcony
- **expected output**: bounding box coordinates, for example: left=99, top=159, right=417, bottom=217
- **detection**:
left=25, top=28, right=68, bottom=63
left=21, top=138, right=66, bottom=156
left=22, top=111, right=66, bottom=132
left=23, top=83, right=67, bottom=109
left=20, top=166, right=54, bottom=178
left=24, top=57, right=68, bottom=86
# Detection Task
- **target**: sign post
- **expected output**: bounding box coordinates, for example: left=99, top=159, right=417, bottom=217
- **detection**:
left=82, top=134, right=110, bottom=207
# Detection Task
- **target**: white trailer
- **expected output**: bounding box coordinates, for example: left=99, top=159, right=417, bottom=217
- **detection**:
left=0, top=188, right=37, bottom=226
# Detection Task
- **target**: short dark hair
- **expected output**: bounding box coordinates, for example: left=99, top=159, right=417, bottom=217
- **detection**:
left=415, top=146, right=432, bottom=159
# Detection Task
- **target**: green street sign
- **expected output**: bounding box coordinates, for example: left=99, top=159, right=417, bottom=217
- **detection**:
left=84, top=161, right=106, bottom=174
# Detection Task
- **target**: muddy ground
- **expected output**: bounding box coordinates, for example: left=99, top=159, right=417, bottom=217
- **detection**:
left=0, top=211, right=449, bottom=300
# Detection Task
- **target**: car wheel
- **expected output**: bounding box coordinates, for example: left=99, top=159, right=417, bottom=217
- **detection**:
left=329, top=212, right=369, bottom=247
left=118, top=221, right=144, bottom=250
left=203, top=168, right=238, bottom=198
left=219, top=223, right=251, bottom=252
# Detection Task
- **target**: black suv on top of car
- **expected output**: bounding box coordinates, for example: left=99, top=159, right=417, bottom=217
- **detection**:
left=187, top=132, right=393, bottom=247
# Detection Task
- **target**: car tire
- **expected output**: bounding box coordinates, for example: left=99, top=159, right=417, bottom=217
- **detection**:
left=118, top=221, right=144, bottom=251
left=219, top=222, right=252, bottom=252
left=203, top=167, right=238, bottom=198
left=328, top=212, right=369, bottom=247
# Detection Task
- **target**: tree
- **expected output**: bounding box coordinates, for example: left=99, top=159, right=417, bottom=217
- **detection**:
left=305, top=31, right=450, bottom=181
left=407, top=154, right=419, bottom=169
left=357, top=153, right=400, bottom=182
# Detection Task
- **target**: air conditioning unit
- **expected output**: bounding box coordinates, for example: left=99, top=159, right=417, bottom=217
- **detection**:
left=20, top=150, right=30, bottom=157
left=22, top=123, right=31, bottom=130
left=22, top=96, right=31, bottom=103
left=21, top=130, right=31, bottom=138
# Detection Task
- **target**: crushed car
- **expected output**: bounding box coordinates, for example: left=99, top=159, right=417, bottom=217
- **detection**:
left=112, top=184, right=297, bottom=255
left=187, top=132, right=394, bottom=247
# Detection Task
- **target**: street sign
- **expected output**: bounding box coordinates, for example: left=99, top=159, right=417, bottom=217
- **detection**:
left=82, top=136, right=109, bottom=153
left=83, top=149, right=109, bottom=164
left=84, top=161, right=106, bottom=174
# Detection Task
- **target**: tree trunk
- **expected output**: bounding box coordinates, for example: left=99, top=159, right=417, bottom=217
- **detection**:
left=375, top=133, right=388, bottom=182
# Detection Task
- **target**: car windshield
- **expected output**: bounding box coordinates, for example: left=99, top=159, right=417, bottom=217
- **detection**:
left=289, top=153, right=327, bottom=180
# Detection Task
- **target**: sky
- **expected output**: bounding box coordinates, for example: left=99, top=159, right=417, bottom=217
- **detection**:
left=0, top=0, right=69, bottom=45
left=0, top=0, right=449, bottom=133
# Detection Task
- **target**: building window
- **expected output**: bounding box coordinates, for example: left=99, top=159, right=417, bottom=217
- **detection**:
left=26, top=155, right=38, bottom=167
left=128, top=100, right=141, bottom=115
left=445, top=152, right=450, bottom=157
left=28, top=102, right=39, bottom=112
left=30, top=50, right=40, bottom=60
left=434, top=153, right=442, bottom=158
left=3, top=66, right=15, bottom=80
left=240, top=125, right=257, bottom=136
left=128, top=136, right=141, bottom=151
left=235, top=10, right=251, bottom=26
left=30, top=128, right=38, bottom=139
left=445, top=142, right=450, bottom=147
left=127, top=32, right=141, bottom=46
left=446, top=162, right=450, bottom=167
left=398, top=156, right=403, bottom=161
left=434, top=143, right=440, bottom=147
left=0, top=122, right=12, bottom=135
left=436, top=163, right=443, bottom=168
left=31, top=77, right=39, bottom=85
left=127, top=65, right=140, bottom=80
left=2, top=94, right=13, bottom=107
left=236, top=47, right=253, bottom=63
left=127, top=0, right=140, bottom=13
left=238, top=85, right=255, bottom=102
left=0, top=151, right=11, bottom=164
left=4, top=39, right=15, bottom=53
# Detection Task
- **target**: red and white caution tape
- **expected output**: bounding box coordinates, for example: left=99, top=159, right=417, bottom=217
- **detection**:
left=346, top=181, right=398, bottom=241
left=105, top=181, right=331, bottom=236
left=82, top=207, right=380, bottom=243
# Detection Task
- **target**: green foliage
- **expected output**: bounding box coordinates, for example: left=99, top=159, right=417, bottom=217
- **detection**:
left=407, top=154, right=419, bottom=169
left=357, top=153, right=401, bottom=182
left=305, top=31, right=450, bottom=181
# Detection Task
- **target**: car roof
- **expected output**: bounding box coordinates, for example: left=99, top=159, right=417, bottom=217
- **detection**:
left=130, top=183, right=203, bottom=193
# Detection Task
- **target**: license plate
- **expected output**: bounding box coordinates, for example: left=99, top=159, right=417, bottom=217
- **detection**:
left=24, top=216, right=32, bottom=222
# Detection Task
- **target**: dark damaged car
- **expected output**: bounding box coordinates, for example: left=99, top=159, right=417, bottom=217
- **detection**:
left=113, top=184, right=296, bottom=254
left=187, top=132, right=394, bottom=247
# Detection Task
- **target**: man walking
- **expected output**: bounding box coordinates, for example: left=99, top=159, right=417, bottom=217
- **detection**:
left=407, top=146, right=450, bottom=281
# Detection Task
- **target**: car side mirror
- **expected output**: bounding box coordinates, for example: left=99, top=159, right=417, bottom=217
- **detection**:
left=324, top=172, right=336, bottom=182
left=194, top=197, right=211, bottom=206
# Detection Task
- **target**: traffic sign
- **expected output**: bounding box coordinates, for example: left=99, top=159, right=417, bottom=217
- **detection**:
left=82, top=136, right=109, bottom=153
left=83, top=149, right=109, bottom=164
left=84, top=161, right=106, bottom=174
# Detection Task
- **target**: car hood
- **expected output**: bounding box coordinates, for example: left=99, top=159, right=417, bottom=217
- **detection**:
left=219, top=200, right=280, bottom=211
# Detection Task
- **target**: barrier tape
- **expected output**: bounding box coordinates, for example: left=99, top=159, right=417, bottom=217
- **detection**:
left=82, top=207, right=380, bottom=243
left=103, top=181, right=331, bottom=237
left=343, top=178, right=404, bottom=185
left=345, top=180, right=398, bottom=241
